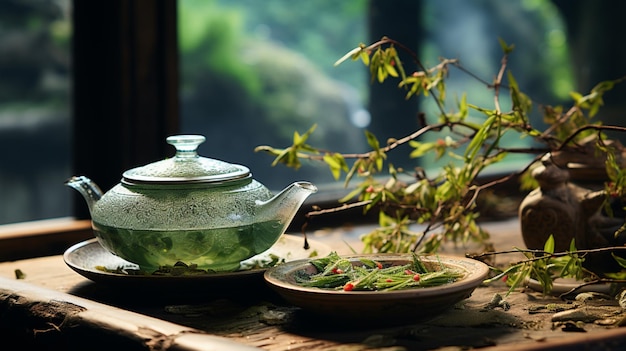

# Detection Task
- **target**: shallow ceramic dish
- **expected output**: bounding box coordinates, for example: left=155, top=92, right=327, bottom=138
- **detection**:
left=526, top=277, right=612, bottom=295
left=264, top=254, right=489, bottom=323
left=64, top=235, right=330, bottom=288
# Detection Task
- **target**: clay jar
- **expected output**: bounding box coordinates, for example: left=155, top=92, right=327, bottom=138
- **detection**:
left=519, top=154, right=611, bottom=251
left=519, top=152, right=625, bottom=273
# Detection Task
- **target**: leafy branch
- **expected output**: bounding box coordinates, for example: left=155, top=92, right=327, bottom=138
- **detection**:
left=472, top=235, right=626, bottom=297
left=255, top=36, right=626, bottom=260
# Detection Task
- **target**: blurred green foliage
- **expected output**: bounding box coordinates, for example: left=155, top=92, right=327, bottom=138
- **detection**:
left=178, top=0, right=368, bottom=104
left=0, top=0, right=70, bottom=107
left=179, top=1, right=262, bottom=101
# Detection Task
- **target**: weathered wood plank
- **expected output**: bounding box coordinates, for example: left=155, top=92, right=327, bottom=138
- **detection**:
left=0, top=277, right=260, bottom=350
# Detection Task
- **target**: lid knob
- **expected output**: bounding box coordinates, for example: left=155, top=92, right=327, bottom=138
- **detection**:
left=167, top=135, right=206, bottom=159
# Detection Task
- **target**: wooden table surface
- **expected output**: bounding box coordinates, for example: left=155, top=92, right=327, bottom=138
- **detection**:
left=2, top=218, right=626, bottom=350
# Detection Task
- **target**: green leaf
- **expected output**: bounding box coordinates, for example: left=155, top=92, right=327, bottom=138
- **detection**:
left=322, top=152, right=341, bottom=169
left=293, top=124, right=317, bottom=145
left=611, top=253, right=626, bottom=269
left=458, top=93, right=468, bottom=120
left=375, top=156, right=383, bottom=171
left=343, top=160, right=362, bottom=186
left=401, top=77, right=423, bottom=100
left=334, top=46, right=362, bottom=67
left=569, top=91, right=584, bottom=105
left=378, top=211, right=396, bottom=227
left=409, top=141, right=435, bottom=158
left=434, top=180, right=452, bottom=203
left=377, top=66, right=386, bottom=83
left=506, top=264, right=530, bottom=296
left=370, top=48, right=382, bottom=81
left=365, top=192, right=382, bottom=211
left=589, top=97, right=603, bottom=117
left=559, top=256, right=577, bottom=278
left=605, top=271, right=626, bottom=280
left=508, top=71, right=532, bottom=117
left=338, top=185, right=366, bottom=203
left=385, top=63, right=398, bottom=77
left=365, top=130, right=381, bottom=151
left=323, top=153, right=348, bottom=180
left=436, top=79, right=446, bottom=102
left=569, top=238, right=577, bottom=252
left=592, top=79, right=619, bottom=94
left=543, top=235, right=555, bottom=254
left=532, top=264, right=553, bottom=294
left=271, top=147, right=298, bottom=168
left=497, top=37, right=515, bottom=54
left=293, top=131, right=303, bottom=145
left=465, top=114, right=496, bottom=160
left=398, top=76, right=419, bottom=88
left=360, top=50, right=370, bottom=65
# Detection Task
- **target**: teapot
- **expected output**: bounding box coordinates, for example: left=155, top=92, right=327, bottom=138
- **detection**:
left=66, top=135, right=317, bottom=272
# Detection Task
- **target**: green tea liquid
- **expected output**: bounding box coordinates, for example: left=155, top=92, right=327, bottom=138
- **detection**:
left=93, top=220, right=283, bottom=272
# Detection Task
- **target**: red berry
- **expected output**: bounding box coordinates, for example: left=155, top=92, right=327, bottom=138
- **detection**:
left=413, top=274, right=421, bottom=282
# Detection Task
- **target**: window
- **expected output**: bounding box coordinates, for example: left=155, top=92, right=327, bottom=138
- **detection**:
left=1, top=0, right=625, bottom=226
left=0, top=0, right=72, bottom=225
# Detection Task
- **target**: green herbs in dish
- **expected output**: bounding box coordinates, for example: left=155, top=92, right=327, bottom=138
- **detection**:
left=295, top=252, right=465, bottom=291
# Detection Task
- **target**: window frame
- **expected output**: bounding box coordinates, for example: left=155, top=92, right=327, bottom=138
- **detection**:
left=71, top=0, right=180, bottom=219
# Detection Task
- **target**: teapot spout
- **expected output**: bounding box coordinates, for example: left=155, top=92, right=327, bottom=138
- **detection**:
left=257, top=181, right=317, bottom=228
left=65, top=175, right=103, bottom=214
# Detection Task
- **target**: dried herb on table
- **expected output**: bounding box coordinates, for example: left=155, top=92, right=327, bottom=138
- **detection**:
left=14, top=269, right=26, bottom=279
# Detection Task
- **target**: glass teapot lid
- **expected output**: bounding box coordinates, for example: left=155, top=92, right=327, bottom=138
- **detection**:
left=122, top=135, right=250, bottom=185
